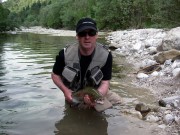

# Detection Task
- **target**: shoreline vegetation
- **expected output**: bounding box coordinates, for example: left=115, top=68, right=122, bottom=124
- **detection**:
left=14, top=26, right=179, bottom=135
left=2, top=0, right=180, bottom=32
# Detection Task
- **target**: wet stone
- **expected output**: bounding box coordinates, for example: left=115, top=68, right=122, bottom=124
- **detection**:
left=135, top=103, right=151, bottom=117
left=159, top=96, right=180, bottom=108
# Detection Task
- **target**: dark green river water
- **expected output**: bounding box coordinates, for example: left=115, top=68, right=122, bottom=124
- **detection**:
left=0, top=33, right=156, bottom=135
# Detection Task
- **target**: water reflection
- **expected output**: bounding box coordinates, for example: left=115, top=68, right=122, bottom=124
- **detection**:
left=55, top=103, right=108, bottom=135
left=0, top=33, right=75, bottom=134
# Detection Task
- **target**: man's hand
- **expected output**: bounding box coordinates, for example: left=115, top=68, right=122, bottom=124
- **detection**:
left=64, top=89, right=73, bottom=103
left=83, top=94, right=95, bottom=107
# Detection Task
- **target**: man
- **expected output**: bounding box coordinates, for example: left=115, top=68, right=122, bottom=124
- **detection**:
left=51, top=17, right=115, bottom=110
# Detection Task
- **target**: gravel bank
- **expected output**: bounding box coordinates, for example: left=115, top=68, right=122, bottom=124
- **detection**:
left=106, top=27, right=180, bottom=135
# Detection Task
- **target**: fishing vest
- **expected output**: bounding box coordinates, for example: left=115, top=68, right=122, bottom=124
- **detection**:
left=62, top=42, right=109, bottom=91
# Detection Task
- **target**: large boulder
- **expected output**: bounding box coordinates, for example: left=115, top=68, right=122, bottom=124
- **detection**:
left=159, top=96, right=180, bottom=107
left=154, top=49, right=180, bottom=64
left=161, top=27, right=180, bottom=51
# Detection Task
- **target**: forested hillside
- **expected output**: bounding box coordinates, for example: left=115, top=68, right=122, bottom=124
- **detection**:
left=1, top=0, right=180, bottom=32
left=3, top=0, right=48, bottom=12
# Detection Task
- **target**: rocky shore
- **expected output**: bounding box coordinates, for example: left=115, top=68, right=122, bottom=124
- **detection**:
left=15, top=26, right=76, bottom=36
left=106, top=27, right=180, bottom=135
left=16, top=26, right=180, bottom=135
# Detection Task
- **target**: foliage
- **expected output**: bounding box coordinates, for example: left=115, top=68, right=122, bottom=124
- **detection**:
left=0, top=3, right=17, bottom=32
left=39, top=1, right=63, bottom=28
left=94, top=0, right=133, bottom=30
left=3, top=0, right=49, bottom=12
left=1, top=0, right=180, bottom=31
left=151, top=0, right=180, bottom=28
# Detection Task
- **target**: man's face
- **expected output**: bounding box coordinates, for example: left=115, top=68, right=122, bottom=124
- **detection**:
left=77, top=29, right=98, bottom=52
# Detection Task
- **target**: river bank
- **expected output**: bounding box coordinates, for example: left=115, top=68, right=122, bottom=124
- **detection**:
left=107, top=27, right=180, bottom=135
left=12, top=26, right=106, bottom=37
left=13, top=26, right=76, bottom=36
left=15, top=26, right=179, bottom=135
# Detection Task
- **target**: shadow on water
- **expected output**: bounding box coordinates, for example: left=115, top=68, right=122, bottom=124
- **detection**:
left=55, top=103, right=108, bottom=135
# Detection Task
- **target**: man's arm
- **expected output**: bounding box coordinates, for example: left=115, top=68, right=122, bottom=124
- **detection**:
left=51, top=72, right=72, bottom=103
left=97, top=52, right=112, bottom=96
left=97, top=80, right=110, bottom=96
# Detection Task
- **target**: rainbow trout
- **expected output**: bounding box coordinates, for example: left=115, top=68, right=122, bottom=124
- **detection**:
left=71, top=87, right=102, bottom=107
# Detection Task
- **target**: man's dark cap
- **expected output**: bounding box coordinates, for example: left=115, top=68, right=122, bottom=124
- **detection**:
left=76, top=18, right=97, bottom=33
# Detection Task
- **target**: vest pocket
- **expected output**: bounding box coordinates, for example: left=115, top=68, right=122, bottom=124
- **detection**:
left=90, top=66, right=103, bottom=85
left=62, top=66, right=78, bottom=82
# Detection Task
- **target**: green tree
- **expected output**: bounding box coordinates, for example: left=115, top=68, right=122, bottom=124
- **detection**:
left=94, top=0, right=133, bottom=30
left=0, top=3, right=10, bottom=31
left=39, top=2, right=63, bottom=28
left=130, top=0, right=153, bottom=28
left=151, top=0, right=180, bottom=28
left=60, top=0, right=95, bottom=29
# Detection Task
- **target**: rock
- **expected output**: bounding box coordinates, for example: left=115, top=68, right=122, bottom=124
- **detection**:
left=172, top=68, right=180, bottom=77
left=135, top=103, right=151, bottom=113
left=148, top=47, right=157, bottom=55
left=174, top=71, right=180, bottom=80
left=158, top=124, right=166, bottom=129
left=138, top=63, right=161, bottom=74
left=140, top=59, right=157, bottom=68
left=164, top=59, right=172, bottom=66
left=163, top=114, right=174, bottom=124
left=172, top=59, right=180, bottom=68
left=154, top=49, right=180, bottom=64
left=164, top=110, right=172, bottom=115
left=174, top=116, right=180, bottom=125
left=122, top=109, right=143, bottom=119
left=135, top=103, right=151, bottom=117
left=131, top=111, right=143, bottom=119
left=162, top=27, right=180, bottom=51
left=137, top=73, right=149, bottom=79
left=146, top=115, right=159, bottom=123
left=151, top=71, right=159, bottom=76
left=171, top=99, right=180, bottom=108
left=132, top=42, right=142, bottom=51
left=159, top=96, right=180, bottom=107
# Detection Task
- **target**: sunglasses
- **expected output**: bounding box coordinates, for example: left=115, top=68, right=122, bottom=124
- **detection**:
left=78, top=30, right=97, bottom=37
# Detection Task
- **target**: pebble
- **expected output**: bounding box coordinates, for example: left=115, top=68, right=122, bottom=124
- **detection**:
left=174, top=116, right=180, bottom=125
left=151, top=71, right=159, bottom=76
left=137, top=73, right=149, bottom=79
left=146, top=115, right=159, bottom=123
left=172, top=68, right=180, bottom=77
left=158, top=124, right=166, bottom=129
left=163, top=114, right=174, bottom=124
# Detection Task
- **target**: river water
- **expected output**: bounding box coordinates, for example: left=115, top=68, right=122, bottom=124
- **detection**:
left=0, top=33, right=156, bottom=135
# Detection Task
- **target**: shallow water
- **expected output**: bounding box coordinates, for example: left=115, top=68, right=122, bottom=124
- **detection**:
left=0, top=33, right=156, bottom=135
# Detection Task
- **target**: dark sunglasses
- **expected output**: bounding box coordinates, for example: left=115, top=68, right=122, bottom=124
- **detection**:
left=78, top=30, right=97, bottom=37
